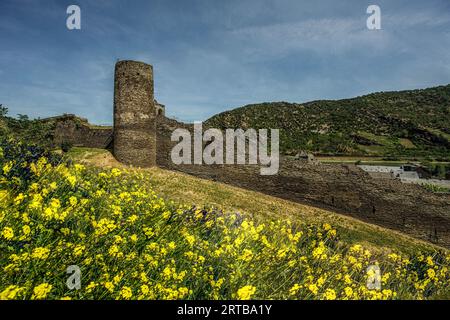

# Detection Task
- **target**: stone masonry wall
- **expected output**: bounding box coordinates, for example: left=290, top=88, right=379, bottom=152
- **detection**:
left=45, top=114, right=113, bottom=149
left=155, top=117, right=450, bottom=248
left=49, top=112, right=450, bottom=247
left=113, top=60, right=156, bottom=167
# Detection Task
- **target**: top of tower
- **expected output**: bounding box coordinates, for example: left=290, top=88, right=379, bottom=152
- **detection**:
left=115, top=60, right=153, bottom=70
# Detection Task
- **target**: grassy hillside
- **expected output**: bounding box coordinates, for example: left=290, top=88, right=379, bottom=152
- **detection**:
left=1, top=142, right=449, bottom=300
left=205, top=84, right=450, bottom=160
left=1, top=100, right=449, bottom=300
left=0, top=106, right=55, bottom=147
left=69, top=148, right=445, bottom=255
left=0, top=106, right=99, bottom=150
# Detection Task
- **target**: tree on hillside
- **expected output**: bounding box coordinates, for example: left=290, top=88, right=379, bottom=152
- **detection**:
left=0, top=104, right=8, bottom=117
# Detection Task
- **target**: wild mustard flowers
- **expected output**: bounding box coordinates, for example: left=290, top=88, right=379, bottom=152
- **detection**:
left=236, top=285, right=257, bottom=300
left=0, top=140, right=449, bottom=300
left=32, top=283, right=53, bottom=300
left=2, top=226, right=14, bottom=240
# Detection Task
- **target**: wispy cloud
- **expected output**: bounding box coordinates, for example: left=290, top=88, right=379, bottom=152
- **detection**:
left=0, top=0, right=449, bottom=123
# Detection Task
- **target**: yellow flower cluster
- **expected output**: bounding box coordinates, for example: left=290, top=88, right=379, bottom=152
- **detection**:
left=0, top=159, right=449, bottom=300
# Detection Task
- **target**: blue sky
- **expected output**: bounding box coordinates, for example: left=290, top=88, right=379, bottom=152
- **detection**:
left=1, top=0, right=449, bottom=124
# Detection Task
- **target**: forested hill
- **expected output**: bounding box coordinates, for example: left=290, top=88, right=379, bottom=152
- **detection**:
left=205, top=84, right=450, bottom=159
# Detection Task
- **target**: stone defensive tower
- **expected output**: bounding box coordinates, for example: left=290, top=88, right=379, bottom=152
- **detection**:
left=113, top=60, right=156, bottom=167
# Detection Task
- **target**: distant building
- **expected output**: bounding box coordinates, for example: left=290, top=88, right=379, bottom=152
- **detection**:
left=396, top=165, right=420, bottom=180
left=294, top=150, right=317, bottom=164
left=357, top=165, right=401, bottom=174
left=357, top=164, right=420, bottom=180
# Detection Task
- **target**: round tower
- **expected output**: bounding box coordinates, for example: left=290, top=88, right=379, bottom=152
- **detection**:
left=113, top=60, right=156, bottom=167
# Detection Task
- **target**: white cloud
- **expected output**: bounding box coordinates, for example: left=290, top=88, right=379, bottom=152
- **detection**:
left=225, top=8, right=450, bottom=59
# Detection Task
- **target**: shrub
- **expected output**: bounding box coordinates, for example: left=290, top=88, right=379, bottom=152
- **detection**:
left=0, top=137, right=63, bottom=191
left=61, top=141, right=73, bottom=153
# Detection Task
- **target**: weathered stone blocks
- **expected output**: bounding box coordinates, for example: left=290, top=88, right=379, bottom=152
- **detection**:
left=113, top=60, right=156, bottom=167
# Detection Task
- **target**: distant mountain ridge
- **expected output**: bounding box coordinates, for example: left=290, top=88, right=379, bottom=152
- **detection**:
left=205, top=84, right=450, bottom=159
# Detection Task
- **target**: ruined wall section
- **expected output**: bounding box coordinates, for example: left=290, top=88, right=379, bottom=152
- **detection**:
left=45, top=114, right=113, bottom=149
left=156, top=116, right=193, bottom=167
left=113, top=60, right=156, bottom=167
left=154, top=123, right=450, bottom=248
left=49, top=112, right=450, bottom=247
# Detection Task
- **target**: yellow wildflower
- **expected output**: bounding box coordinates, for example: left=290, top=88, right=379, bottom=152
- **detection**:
left=0, top=285, right=23, bottom=300
left=323, top=289, right=336, bottom=300
left=236, top=285, right=256, bottom=300
left=120, top=286, right=133, bottom=299
left=31, top=247, right=50, bottom=260
left=308, top=284, right=319, bottom=295
left=2, top=227, right=14, bottom=240
left=32, top=283, right=52, bottom=299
